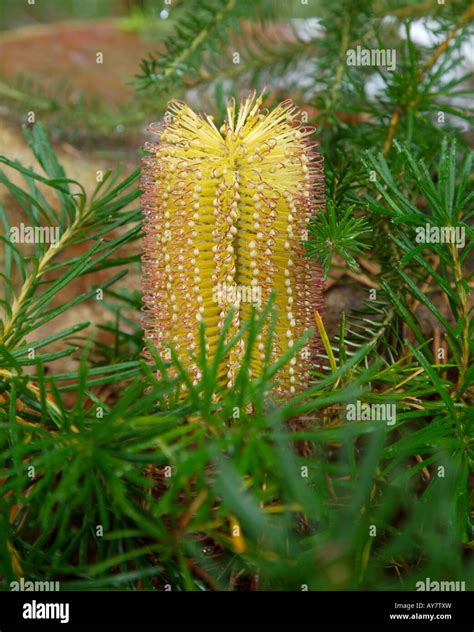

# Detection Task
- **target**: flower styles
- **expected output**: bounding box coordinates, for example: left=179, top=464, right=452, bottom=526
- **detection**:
left=142, top=93, right=324, bottom=397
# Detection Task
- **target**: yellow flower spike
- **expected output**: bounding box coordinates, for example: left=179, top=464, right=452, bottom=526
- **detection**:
left=142, top=93, right=325, bottom=397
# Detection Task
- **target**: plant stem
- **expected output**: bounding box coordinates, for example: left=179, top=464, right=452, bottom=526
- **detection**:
left=161, top=0, right=237, bottom=83
left=329, top=10, right=351, bottom=108
left=383, top=4, right=474, bottom=155
left=1, top=215, right=83, bottom=345
left=450, top=243, right=469, bottom=388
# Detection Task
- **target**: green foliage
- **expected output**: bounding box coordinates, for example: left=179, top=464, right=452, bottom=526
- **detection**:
left=0, top=0, right=473, bottom=592
left=136, top=0, right=240, bottom=93
left=306, top=200, right=372, bottom=277
left=0, top=125, right=141, bottom=350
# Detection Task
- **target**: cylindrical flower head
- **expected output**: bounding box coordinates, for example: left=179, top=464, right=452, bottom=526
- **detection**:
left=142, top=93, right=324, bottom=397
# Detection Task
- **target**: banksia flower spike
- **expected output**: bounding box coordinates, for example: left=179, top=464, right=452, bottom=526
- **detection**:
left=142, top=93, right=324, bottom=398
